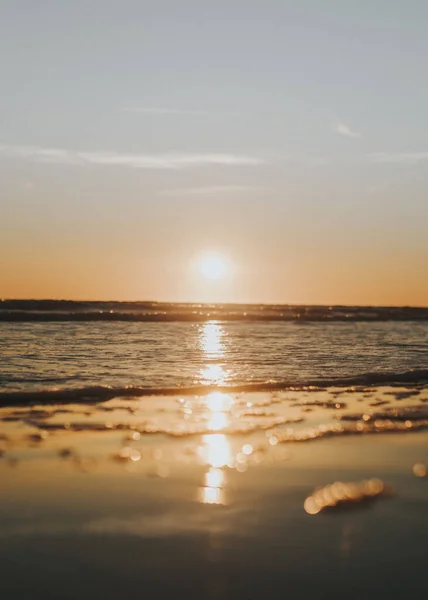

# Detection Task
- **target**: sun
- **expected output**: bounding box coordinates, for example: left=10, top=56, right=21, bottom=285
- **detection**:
left=199, top=254, right=229, bottom=280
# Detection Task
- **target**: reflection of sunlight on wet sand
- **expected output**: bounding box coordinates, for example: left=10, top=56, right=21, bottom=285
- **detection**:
left=207, top=391, right=233, bottom=412
left=202, top=434, right=231, bottom=468
left=208, top=411, right=228, bottom=431
left=200, top=468, right=225, bottom=504
left=199, top=434, right=231, bottom=504
left=198, top=324, right=233, bottom=504
left=206, top=392, right=233, bottom=431
left=201, top=486, right=223, bottom=504
left=206, top=391, right=233, bottom=431
left=205, top=467, right=225, bottom=487
left=199, top=321, right=227, bottom=385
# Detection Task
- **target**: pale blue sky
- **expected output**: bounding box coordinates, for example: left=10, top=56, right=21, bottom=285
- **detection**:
left=1, top=1, right=427, bottom=304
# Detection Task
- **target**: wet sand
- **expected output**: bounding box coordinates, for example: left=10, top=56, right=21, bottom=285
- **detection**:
left=1, top=386, right=428, bottom=599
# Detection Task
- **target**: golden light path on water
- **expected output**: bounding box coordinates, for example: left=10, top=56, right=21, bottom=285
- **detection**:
left=200, top=432, right=231, bottom=505
left=198, top=322, right=233, bottom=504
left=199, top=321, right=227, bottom=386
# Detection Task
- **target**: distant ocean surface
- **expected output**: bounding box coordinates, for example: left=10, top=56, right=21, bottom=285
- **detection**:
left=1, top=301, right=427, bottom=402
left=2, top=299, right=428, bottom=322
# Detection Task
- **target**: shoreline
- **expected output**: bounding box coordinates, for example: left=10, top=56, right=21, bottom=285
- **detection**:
left=1, top=385, right=428, bottom=598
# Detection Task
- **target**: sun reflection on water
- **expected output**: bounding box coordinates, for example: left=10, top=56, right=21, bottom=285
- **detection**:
left=201, top=364, right=226, bottom=385
left=207, top=391, right=233, bottom=412
left=206, top=391, right=233, bottom=431
left=201, top=485, right=223, bottom=505
left=198, top=324, right=233, bottom=504
left=199, top=433, right=231, bottom=504
left=199, top=321, right=227, bottom=385
left=202, top=433, right=231, bottom=468
left=205, top=467, right=225, bottom=488
left=208, top=411, right=228, bottom=431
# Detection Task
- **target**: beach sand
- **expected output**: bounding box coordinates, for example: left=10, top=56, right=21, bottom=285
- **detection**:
left=1, top=386, right=427, bottom=599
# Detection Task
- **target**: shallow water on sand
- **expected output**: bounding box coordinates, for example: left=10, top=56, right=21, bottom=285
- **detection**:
left=1, top=386, right=428, bottom=599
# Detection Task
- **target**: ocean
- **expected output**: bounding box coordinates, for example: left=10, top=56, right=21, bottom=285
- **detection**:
left=1, top=302, right=428, bottom=598
left=1, top=301, right=428, bottom=400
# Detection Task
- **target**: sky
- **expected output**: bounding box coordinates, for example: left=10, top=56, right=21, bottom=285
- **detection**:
left=1, top=0, right=428, bottom=305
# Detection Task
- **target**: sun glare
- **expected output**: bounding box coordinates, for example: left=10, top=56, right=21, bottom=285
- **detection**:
left=199, top=254, right=228, bottom=280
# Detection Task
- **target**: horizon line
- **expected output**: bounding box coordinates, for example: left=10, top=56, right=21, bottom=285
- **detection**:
left=1, top=298, right=428, bottom=309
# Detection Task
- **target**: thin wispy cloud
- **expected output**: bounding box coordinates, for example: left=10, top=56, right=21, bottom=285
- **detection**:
left=123, top=106, right=208, bottom=116
left=161, top=185, right=272, bottom=197
left=0, top=145, right=73, bottom=164
left=334, top=122, right=361, bottom=139
left=0, top=145, right=263, bottom=170
left=369, top=152, right=428, bottom=164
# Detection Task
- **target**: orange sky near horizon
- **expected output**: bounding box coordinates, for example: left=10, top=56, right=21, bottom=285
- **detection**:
left=1, top=2, right=428, bottom=308
left=2, top=237, right=427, bottom=306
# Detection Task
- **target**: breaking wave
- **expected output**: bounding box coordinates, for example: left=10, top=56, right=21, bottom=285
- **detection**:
left=0, top=369, right=427, bottom=407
